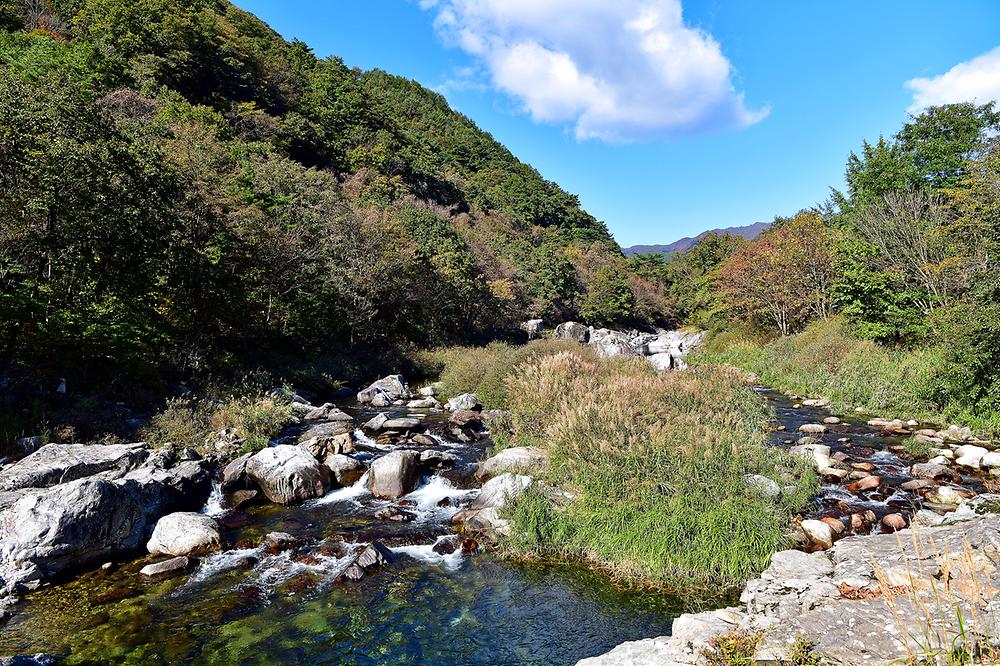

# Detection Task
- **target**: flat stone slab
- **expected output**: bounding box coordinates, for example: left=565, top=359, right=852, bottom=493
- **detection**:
left=0, top=443, right=148, bottom=492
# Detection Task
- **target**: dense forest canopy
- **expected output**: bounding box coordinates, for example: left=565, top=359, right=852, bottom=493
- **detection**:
left=0, top=0, right=667, bottom=389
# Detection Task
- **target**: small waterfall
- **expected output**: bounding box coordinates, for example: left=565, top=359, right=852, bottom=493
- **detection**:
left=201, top=480, right=227, bottom=516
left=310, top=472, right=371, bottom=506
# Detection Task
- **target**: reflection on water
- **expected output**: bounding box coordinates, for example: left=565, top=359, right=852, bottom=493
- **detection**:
left=0, top=550, right=679, bottom=665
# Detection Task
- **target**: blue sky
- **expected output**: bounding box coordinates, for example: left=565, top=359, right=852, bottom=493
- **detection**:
left=235, top=1, right=1000, bottom=248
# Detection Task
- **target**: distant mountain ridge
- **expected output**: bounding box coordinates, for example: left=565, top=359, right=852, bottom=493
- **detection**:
left=623, top=221, right=770, bottom=256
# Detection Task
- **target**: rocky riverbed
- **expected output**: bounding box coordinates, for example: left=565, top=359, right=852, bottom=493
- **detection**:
left=583, top=387, right=1000, bottom=665
left=0, top=375, right=681, bottom=664
left=1, top=341, right=997, bottom=664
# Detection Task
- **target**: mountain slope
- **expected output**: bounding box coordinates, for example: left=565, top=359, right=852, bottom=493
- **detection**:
left=0, top=0, right=668, bottom=387
left=624, top=222, right=770, bottom=255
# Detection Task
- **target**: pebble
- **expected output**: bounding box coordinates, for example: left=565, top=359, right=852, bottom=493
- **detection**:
left=882, top=513, right=907, bottom=532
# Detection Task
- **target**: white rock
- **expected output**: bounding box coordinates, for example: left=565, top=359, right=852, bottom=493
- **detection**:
left=479, top=447, right=549, bottom=478
left=801, top=519, right=834, bottom=549
left=955, top=445, right=989, bottom=469
left=446, top=393, right=480, bottom=412
left=245, top=445, right=329, bottom=504
left=147, top=512, right=221, bottom=556
left=981, top=452, right=1000, bottom=469
left=745, top=474, right=781, bottom=498
left=798, top=423, right=827, bottom=434
left=470, top=473, right=532, bottom=510
left=646, top=353, right=674, bottom=372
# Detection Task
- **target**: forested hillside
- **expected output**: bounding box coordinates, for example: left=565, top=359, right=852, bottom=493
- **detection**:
left=0, top=0, right=666, bottom=390
left=642, top=102, right=1000, bottom=432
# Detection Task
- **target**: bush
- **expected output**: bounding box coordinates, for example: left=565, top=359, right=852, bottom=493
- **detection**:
left=141, top=394, right=292, bottom=454
left=702, top=632, right=762, bottom=666
left=499, top=350, right=816, bottom=593
left=417, top=338, right=587, bottom=409
left=140, top=398, right=216, bottom=449
left=693, top=316, right=1000, bottom=436
left=213, top=396, right=293, bottom=454
left=691, top=317, right=1000, bottom=434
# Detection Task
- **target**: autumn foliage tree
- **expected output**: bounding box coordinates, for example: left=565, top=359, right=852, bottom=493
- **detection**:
left=717, top=213, right=836, bottom=335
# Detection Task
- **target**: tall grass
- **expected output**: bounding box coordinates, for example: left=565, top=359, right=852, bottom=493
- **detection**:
left=694, top=317, right=999, bottom=436
left=141, top=394, right=293, bottom=454
left=496, top=350, right=816, bottom=594
left=415, top=339, right=585, bottom=408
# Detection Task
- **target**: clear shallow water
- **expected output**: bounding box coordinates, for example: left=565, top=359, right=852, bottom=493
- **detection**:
left=0, top=548, right=679, bottom=665
left=0, top=440, right=680, bottom=666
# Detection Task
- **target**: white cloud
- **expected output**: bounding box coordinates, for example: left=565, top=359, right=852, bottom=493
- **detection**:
left=421, top=0, right=767, bottom=142
left=906, top=45, right=1000, bottom=114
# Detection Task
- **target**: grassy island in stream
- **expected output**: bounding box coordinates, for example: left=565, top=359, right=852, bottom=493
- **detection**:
left=428, top=341, right=817, bottom=594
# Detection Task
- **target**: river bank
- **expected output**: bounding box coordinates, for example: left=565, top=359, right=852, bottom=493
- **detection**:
left=1, top=328, right=997, bottom=664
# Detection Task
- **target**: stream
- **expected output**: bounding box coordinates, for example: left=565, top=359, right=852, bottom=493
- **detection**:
left=0, top=386, right=987, bottom=664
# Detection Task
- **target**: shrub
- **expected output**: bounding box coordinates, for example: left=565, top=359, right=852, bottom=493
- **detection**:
left=500, top=350, right=816, bottom=593
left=213, top=396, right=293, bottom=454
left=694, top=316, right=998, bottom=437
left=141, top=394, right=292, bottom=454
left=417, top=338, right=587, bottom=409
left=140, top=398, right=216, bottom=449
left=702, top=632, right=763, bottom=666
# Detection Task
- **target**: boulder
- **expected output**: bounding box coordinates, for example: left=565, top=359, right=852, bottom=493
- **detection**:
left=406, top=397, right=442, bottom=409
left=303, top=404, right=354, bottom=422
left=478, top=447, right=549, bottom=479
left=366, top=451, right=421, bottom=500
left=554, top=321, right=589, bottom=343
left=745, top=474, right=781, bottom=498
left=419, top=450, right=456, bottom=470
left=646, top=353, right=674, bottom=372
left=452, top=507, right=509, bottom=535
left=470, top=473, right=532, bottom=510
left=954, top=444, right=989, bottom=469
left=588, top=328, right=639, bottom=358
left=910, top=463, right=962, bottom=483
left=981, top=451, right=1000, bottom=469
left=220, top=453, right=252, bottom=492
left=0, top=443, right=149, bottom=492
left=801, top=519, right=834, bottom=549
left=139, top=556, right=191, bottom=578
left=338, top=541, right=395, bottom=582
left=798, top=423, right=827, bottom=434
left=882, top=513, right=907, bottom=531
left=370, top=392, right=394, bottom=408
left=244, top=445, right=329, bottom=504
left=324, top=454, right=366, bottom=487
left=445, top=393, right=480, bottom=412
left=357, top=375, right=410, bottom=404
left=146, top=512, right=221, bottom=556
left=262, top=532, right=300, bottom=553
left=449, top=410, right=483, bottom=429
left=520, top=319, right=544, bottom=339
left=363, top=413, right=388, bottom=432
left=299, top=432, right=353, bottom=460
left=938, top=424, right=973, bottom=443
left=410, top=433, right=437, bottom=447
left=382, top=417, right=423, bottom=431
left=0, top=460, right=210, bottom=592
left=417, top=385, right=440, bottom=397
